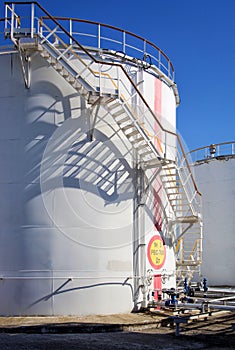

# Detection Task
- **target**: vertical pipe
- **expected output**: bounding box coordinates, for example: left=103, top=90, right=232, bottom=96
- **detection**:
left=139, top=167, right=146, bottom=308
left=31, top=3, right=34, bottom=38
left=133, top=158, right=140, bottom=311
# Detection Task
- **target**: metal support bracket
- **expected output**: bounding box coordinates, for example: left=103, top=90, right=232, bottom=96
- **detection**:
left=89, top=96, right=102, bottom=141
left=138, top=166, right=162, bottom=205
left=172, top=222, right=193, bottom=245
left=18, top=47, right=31, bottom=89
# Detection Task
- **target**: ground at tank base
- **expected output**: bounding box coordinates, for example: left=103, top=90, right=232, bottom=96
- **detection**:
left=0, top=311, right=234, bottom=349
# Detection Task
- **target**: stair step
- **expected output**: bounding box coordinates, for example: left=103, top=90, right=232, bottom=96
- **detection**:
left=116, top=116, right=130, bottom=124
left=162, top=166, right=177, bottom=171
left=131, top=136, right=145, bottom=144
left=47, top=57, right=56, bottom=65
left=121, top=124, right=134, bottom=132
left=160, top=173, right=177, bottom=177
left=108, top=102, right=121, bottom=110
left=168, top=192, right=182, bottom=200
left=140, top=149, right=152, bottom=157
left=103, top=96, right=117, bottom=104
left=65, top=75, right=76, bottom=84
left=113, top=109, right=125, bottom=117
left=135, top=143, right=149, bottom=151
left=40, top=50, right=50, bottom=58
left=144, top=158, right=162, bottom=168
left=72, top=81, right=82, bottom=89
left=125, top=130, right=139, bottom=137
left=163, top=186, right=179, bottom=190
left=55, top=64, right=63, bottom=71
left=61, top=69, right=69, bottom=77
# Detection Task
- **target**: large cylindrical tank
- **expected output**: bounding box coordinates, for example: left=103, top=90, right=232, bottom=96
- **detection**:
left=0, top=5, right=178, bottom=315
left=190, top=142, right=235, bottom=286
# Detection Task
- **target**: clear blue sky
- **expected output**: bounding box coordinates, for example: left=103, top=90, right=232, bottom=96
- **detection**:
left=2, top=0, right=235, bottom=151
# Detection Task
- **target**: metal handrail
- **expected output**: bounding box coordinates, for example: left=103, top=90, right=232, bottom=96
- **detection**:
left=4, top=1, right=202, bottom=204
left=189, top=141, right=235, bottom=163
left=40, top=16, right=175, bottom=80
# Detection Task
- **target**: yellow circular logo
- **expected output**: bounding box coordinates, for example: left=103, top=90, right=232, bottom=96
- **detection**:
left=147, top=235, right=166, bottom=269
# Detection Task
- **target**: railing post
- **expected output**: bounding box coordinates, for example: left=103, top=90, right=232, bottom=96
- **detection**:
left=31, top=3, right=34, bottom=38
left=98, top=23, right=101, bottom=49
left=123, top=31, right=126, bottom=53
left=143, top=39, right=146, bottom=58
left=4, top=4, right=8, bottom=31
left=69, top=19, right=72, bottom=45
left=117, top=65, right=120, bottom=99
left=158, top=50, right=161, bottom=70
left=10, top=3, right=14, bottom=40
left=164, top=131, right=167, bottom=159
left=99, top=64, right=101, bottom=95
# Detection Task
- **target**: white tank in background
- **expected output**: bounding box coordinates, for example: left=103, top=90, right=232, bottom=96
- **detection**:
left=190, top=142, right=235, bottom=286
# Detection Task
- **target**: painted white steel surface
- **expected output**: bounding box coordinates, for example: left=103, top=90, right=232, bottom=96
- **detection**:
left=0, top=46, right=177, bottom=315
left=142, top=71, right=176, bottom=290
left=193, top=157, right=235, bottom=286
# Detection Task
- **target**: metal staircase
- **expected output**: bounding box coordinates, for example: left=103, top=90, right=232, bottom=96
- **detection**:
left=4, top=1, right=202, bottom=285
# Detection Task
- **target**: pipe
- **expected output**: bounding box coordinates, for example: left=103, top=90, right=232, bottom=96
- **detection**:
left=155, top=301, right=235, bottom=311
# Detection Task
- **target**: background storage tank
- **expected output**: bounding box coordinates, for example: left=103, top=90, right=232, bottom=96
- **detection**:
left=190, top=142, right=235, bottom=286
left=0, top=2, right=201, bottom=315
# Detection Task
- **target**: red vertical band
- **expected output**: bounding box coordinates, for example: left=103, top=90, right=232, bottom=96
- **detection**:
left=154, top=78, right=162, bottom=231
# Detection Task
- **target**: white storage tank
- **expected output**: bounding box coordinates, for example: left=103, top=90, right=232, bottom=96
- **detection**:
left=0, top=2, right=200, bottom=315
left=190, top=142, right=235, bottom=286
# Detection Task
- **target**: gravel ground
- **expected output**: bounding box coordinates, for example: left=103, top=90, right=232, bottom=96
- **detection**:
left=0, top=312, right=234, bottom=349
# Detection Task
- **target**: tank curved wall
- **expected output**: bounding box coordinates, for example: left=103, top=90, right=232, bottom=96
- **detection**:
left=0, top=29, right=177, bottom=314
left=191, top=147, right=235, bottom=286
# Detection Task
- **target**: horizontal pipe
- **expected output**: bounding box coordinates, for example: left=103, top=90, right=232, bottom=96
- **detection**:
left=156, top=301, right=235, bottom=312
left=0, top=276, right=134, bottom=280
left=209, top=295, right=235, bottom=303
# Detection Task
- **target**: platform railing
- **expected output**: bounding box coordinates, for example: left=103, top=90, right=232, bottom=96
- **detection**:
left=189, top=141, right=235, bottom=163
left=40, top=17, right=175, bottom=81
